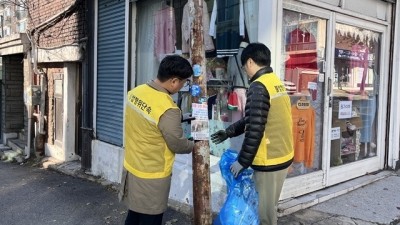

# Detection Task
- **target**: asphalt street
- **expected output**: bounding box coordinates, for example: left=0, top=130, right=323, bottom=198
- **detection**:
left=0, top=161, right=192, bottom=225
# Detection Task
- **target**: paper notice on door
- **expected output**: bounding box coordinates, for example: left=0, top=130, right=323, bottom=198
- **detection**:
left=338, top=101, right=352, bottom=119
left=191, top=103, right=209, bottom=140
left=331, top=127, right=341, bottom=140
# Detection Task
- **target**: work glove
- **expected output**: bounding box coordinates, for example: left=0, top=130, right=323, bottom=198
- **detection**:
left=210, top=130, right=228, bottom=144
left=188, top=137, right=200, bottom=143
left=230, top=161, right=244, bottom=178
left=181, top=113, right=195, bottom=123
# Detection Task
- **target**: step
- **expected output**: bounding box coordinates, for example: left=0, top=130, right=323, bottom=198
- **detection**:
left=6, top=138, right=25, bottom=155
left=0, top=144, right=12, bottom=152
left=18, top=130, right=26, bottom=142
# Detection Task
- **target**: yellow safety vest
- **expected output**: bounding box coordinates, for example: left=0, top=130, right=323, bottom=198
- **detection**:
left=123, top=84, right=178, bottom=179
left=252, top=73, right=294, bottom=166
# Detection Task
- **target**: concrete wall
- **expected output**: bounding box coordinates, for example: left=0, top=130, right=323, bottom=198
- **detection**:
left=91, top=140, right=124, bottom=183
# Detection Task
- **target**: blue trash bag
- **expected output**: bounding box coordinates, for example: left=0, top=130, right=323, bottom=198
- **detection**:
left=213, top=149, right=259, bottom=225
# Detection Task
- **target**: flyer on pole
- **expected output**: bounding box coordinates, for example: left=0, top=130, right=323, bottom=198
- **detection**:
left=191, top=103, right=209, bottom=140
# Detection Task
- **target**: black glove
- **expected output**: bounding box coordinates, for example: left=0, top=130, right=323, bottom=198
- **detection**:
left=211, top=130, right=228, bottom=144
left=188, top=137, right=201, bottom=143
left=181, top=113, right=195, bottom=123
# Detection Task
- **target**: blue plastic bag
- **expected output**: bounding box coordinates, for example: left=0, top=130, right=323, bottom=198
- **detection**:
left=214, top=149, right=259, bottom=225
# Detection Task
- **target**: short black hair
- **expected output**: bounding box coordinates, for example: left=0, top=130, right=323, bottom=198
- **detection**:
left=157, top=55, right=193, bottom=82
left=241, top=43, right=271, bottom=67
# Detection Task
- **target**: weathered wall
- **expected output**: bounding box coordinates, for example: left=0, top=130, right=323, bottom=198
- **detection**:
left=28, top=0, right=86, bottom=48
left=2, top=54, right=24, bottom=134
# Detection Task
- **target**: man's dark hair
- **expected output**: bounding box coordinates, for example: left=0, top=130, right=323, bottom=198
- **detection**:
left=157, top=55, right=193, bottom=82
left=241, top=43, right=271, bottom=67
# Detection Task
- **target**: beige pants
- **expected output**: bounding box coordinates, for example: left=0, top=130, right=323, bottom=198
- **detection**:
left=253, top=168, right=289, bottom=225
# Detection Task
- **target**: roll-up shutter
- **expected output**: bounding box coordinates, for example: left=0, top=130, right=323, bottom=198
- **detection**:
left=97, top=0, right=125, bottom=146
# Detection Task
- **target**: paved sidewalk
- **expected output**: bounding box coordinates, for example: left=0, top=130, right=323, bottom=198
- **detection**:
left=278, top=174, right=400, bottom=225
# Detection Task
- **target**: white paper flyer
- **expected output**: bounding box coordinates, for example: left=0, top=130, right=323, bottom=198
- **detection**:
left=191, top=103, right=209, bottom=140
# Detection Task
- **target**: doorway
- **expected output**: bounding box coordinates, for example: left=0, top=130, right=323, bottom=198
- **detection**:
left=280, top=4, right=331, bottom=198
left=327, top=16, right=386, bottom=186
left=280, top=2, right=388, bottom=198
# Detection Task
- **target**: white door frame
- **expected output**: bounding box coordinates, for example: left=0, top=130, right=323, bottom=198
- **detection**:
left=327, top=14, right=389, bottom=186
left=277, top=1, right=334, bottom=199
left=273, top=0, right=390, bottom=198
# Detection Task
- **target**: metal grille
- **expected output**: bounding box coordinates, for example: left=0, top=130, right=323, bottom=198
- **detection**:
left=96, top=0, right=125, bottom=146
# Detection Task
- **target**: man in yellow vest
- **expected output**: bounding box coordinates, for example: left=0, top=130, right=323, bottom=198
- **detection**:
left=211, top=43, right=294, bottom=225
left=119, top=55, right=195, bottom=225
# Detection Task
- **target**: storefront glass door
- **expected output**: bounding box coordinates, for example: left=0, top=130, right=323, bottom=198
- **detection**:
left=330, top=23, right=381, bottom=167
left=280, top=4, right=332, bottom=198
left=328, top=20, right=384, bottom=185
left=282, top=9, right=327, bottom=178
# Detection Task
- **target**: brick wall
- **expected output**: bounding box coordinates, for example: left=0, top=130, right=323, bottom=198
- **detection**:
left=28, top=0, right=86, bottom=48
left=2, top=54, right=24, bottom=134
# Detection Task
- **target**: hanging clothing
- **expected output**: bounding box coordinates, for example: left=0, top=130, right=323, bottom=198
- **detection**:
left=231, top=88, right=247, bottom=122
left=178, top=92, right=191, bottom=114
left=291, top=105, right=315, bottom=168
left=154, top=6, right=176, bottom=62
left=243, top=0, right=258, bottom=42
left=227, top=42, right=249, bottom=88
left=350, top=44, right=369, bottom=91
left=209, top=0, right=245, bottom=57
left=359, top=95, right=376, bottom=143
left=228, top=42, right=248, bottom=122
left=181, top=1, right=215, bottom=54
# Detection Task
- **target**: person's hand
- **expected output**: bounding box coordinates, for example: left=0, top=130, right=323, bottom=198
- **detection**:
left=188, top=137, right=200, bottom=143
left=210, top=130, right=228, bottom=144
left=230, top=161, right=244, bottom=178
left=181, top=113, right=195, bottom=123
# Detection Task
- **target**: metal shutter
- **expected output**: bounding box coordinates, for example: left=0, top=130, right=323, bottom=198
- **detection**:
left=97, top=0, right=125, bottom=146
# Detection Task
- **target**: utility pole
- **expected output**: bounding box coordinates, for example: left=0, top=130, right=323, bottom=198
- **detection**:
left=189, top=0, right=212, bottom=224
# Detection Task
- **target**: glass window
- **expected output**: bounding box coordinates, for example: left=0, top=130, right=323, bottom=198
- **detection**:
left=281, top=9, right=327, bottom=177
left=330, top=23, right=381, bottom=167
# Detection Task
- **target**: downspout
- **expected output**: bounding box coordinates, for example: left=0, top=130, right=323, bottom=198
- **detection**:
left=25, top=50, right=33, bottom=159
left=31, top=33, right=47, bottom=156
left=80, top=0, right=95, bottom=170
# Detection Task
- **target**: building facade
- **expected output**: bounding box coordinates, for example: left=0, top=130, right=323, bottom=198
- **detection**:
left=0, top=0, right=87, bottom=164
left=0, top=0, right=30, bottom=148
left=28, top=0, right=87, bottom=162
left=2, top=0, right=396, bottom=215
